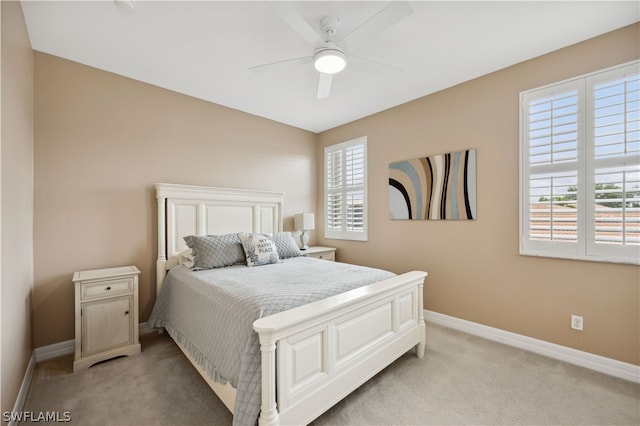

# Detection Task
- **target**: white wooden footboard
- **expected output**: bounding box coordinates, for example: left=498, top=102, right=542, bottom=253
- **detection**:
left=253, top=270, right=427, bottom=426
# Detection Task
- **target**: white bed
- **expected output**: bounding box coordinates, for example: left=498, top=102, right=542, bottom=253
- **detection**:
left=154, top=183, right=428, bottom=425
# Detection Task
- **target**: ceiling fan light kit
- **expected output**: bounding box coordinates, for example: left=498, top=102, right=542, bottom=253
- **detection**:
left=313, top=46, right=347, bottom=74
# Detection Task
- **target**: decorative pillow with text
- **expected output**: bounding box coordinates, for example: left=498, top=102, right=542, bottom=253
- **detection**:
left=238, top=233, right=282, bottom=267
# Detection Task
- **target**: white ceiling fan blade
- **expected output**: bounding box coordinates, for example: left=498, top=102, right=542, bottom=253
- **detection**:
left=270, top=2, right=324, bottom=46
left=348, top=56, right=403, bottom=78
left=317, top=73, right=333, bottom=99
left=337, top=0, right=413, bottom=53
left=249, top=56, right=312, bottom=73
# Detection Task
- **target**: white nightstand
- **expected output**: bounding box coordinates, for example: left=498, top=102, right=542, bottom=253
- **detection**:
left=303, top=246, right=336, bottom=261
left=73, top=266, right=141, bottom=371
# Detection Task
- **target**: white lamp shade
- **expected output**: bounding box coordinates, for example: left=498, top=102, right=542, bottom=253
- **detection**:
left=294, top=213, right=315, bottom=231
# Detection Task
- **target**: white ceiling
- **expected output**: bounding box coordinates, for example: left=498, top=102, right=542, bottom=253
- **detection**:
left=20, top=1, right=639, bottom=133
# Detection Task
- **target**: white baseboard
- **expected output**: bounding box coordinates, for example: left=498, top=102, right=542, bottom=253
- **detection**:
left=9, top=353, right=37, bottom=426
left=138, top=321, right=155, bottom=336
left=425, top=310, right=640, bottom=384
left=34, top=339, right=74, bottom=363
left=34, top=322, right=155, bottom=362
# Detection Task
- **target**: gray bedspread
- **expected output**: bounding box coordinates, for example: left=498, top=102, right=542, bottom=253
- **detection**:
left=148, top=256, right=395, bottom=426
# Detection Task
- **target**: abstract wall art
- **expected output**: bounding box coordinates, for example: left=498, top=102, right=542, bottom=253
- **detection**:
left=389, top=149, right=477, bottom=220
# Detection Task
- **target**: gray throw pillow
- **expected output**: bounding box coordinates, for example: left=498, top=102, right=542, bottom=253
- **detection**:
left=272, top=232, right=301, bottom=259
left=183, top=234, right=246, bottom=269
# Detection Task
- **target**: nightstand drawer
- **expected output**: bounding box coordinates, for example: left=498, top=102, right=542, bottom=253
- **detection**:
left=81, top=278, right=133, bottom=300
left=304, top=246, right=336, bottom=261
left=310, top=251, right=335, bottom=261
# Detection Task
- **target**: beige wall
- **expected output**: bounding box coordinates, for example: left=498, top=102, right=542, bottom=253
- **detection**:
left=318, top=23, right=640, bottom=365
left=1, top=1, right=34, bottom=416
left=33, top=53, right=317, bottom=347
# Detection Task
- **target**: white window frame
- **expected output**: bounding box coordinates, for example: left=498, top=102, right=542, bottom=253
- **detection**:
left=520, top=60, right=640, bottom=265
left=324, top=137, right=368, bottom=241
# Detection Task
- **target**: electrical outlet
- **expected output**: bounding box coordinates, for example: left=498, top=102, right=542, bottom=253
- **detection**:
left=571, top=315, right=584, bottom=331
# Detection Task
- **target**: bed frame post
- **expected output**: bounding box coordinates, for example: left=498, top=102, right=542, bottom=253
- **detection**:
left=416, top=279, right=426, bottom=358
left=156, top=192, right=167, bottom=291
left=258, top=334, right=279, bottom=426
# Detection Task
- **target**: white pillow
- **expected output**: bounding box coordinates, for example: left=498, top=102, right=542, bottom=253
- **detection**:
left=177, top=249, right=195, bottom=268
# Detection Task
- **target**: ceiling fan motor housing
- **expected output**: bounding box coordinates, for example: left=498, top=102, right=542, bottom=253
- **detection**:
left=321, top=15, right=340, bottom=39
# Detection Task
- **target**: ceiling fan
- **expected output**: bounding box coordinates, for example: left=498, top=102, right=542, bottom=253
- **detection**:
left=249, top=1, right=413, bottom=99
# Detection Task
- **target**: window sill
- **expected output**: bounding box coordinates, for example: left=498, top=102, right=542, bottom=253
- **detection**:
left=519, top=250, right=639, bottom=266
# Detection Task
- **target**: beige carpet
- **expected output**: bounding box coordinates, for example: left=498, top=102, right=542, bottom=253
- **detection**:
left=22, top=323, right=639, bottom=425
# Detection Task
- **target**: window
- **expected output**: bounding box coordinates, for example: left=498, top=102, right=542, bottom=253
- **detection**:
left=520, top=61, right=639, bottom=265
left=324, top=137, right=368, bottom=241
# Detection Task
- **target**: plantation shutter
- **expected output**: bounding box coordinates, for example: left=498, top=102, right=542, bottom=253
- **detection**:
left=326, top=149, right=344, bottom=233
left=324, top=137, right=368, bottom=241
left=525, top=84, right=581, bottom=247
left=521, top=60, right=639, bottom=264
left=587, top=65, right=640, bottom=257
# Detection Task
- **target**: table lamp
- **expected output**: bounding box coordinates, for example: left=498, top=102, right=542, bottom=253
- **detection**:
left=294, top=212, right=315, bottom=250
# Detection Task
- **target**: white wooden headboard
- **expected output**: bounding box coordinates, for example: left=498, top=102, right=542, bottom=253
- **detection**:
left=155, top=183, right=284, bottom=291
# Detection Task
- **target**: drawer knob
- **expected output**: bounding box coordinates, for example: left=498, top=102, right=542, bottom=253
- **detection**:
left=124, top=310, right=129, bottom=315
left=105, top=286, right=111, bottom=291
